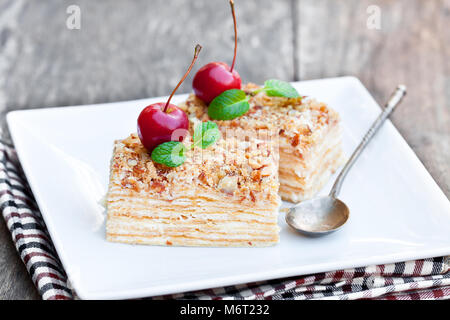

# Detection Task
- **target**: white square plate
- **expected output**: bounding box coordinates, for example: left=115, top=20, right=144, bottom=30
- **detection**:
left=7, top=77, right=450, bottom=299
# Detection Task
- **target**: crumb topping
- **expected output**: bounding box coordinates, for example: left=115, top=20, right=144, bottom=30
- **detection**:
left=178, top=83, right=340, bottom=156
left=110, top=132, right=279, bottom=203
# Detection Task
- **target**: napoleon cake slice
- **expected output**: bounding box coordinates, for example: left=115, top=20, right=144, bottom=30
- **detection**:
left=106, top=133, right=281, bottom=247
left=179, top=83, right=345, bottom=203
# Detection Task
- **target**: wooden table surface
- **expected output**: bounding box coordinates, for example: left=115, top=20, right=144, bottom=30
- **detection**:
left=0, top=0, right=448, bottom=299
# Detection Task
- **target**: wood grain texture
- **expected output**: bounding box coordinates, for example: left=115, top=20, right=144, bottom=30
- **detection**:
left=297, top=0, right=450, bottom=197
left=0, top=0, right=293, bottom=111
left=0, top=0, right=448, bottom=300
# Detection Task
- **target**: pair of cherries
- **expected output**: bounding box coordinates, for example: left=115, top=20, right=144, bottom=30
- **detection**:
left=138, top=0, right=241, bottom=152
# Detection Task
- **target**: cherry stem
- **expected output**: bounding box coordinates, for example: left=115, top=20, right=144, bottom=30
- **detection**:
left=164, top=44, right=202, bottom=112
left=229, top=0, right=237, bottom=72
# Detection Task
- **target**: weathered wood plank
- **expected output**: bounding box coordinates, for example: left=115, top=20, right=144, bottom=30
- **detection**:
left=297, top=0, right=450, bottom=197
left=0, top=0, right=294, bottom=300
left=1, top=0, right=294, bottom=112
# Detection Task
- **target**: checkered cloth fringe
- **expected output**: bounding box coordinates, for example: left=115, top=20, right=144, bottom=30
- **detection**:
left=0, top=141, right=449, bottom=300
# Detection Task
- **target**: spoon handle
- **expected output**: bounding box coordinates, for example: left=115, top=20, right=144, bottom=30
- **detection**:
left=329, top=85, right=407, bottom=198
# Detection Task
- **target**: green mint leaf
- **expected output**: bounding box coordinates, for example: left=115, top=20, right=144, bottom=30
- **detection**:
left=151, top=141, right=186, bottom=167
left=263, top=79, right=300, bottom=98
left=208, top=89, right=250, bottom=120
left=193, top=121, right=221, bottom=149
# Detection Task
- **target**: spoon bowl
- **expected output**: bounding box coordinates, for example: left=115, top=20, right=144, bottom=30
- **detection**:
left=286, top=196, right=349, bottom=236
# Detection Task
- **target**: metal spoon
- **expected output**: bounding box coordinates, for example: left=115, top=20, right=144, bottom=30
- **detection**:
left=286, top=85, right=407, bottom=236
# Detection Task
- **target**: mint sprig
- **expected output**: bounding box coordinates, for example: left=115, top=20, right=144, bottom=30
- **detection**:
left=208, top=89, right=250, bottom=120
left=193, top=121, right=221, bottom=149
left=151, top=121, right=220, bottom=167
left=258, top=79, right=300, bottom=98
left=151, top=141, right=187, bottom=167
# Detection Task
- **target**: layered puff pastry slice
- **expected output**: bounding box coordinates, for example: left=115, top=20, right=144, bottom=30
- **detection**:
left=106, top=132, right=281, bottom=247
left=179, top=83, right=345, bottom=203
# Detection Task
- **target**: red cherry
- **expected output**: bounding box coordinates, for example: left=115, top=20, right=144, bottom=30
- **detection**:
left=192, top=62, right=241, bottom=104
left=137, top=103, right=188, bottom=152
left=137, top=45, right=202, bottom=152
left=192, top=0, right=241, bottom=104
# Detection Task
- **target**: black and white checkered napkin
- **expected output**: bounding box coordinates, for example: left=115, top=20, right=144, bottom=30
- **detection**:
left=1, top=141, right=449, bottom=300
